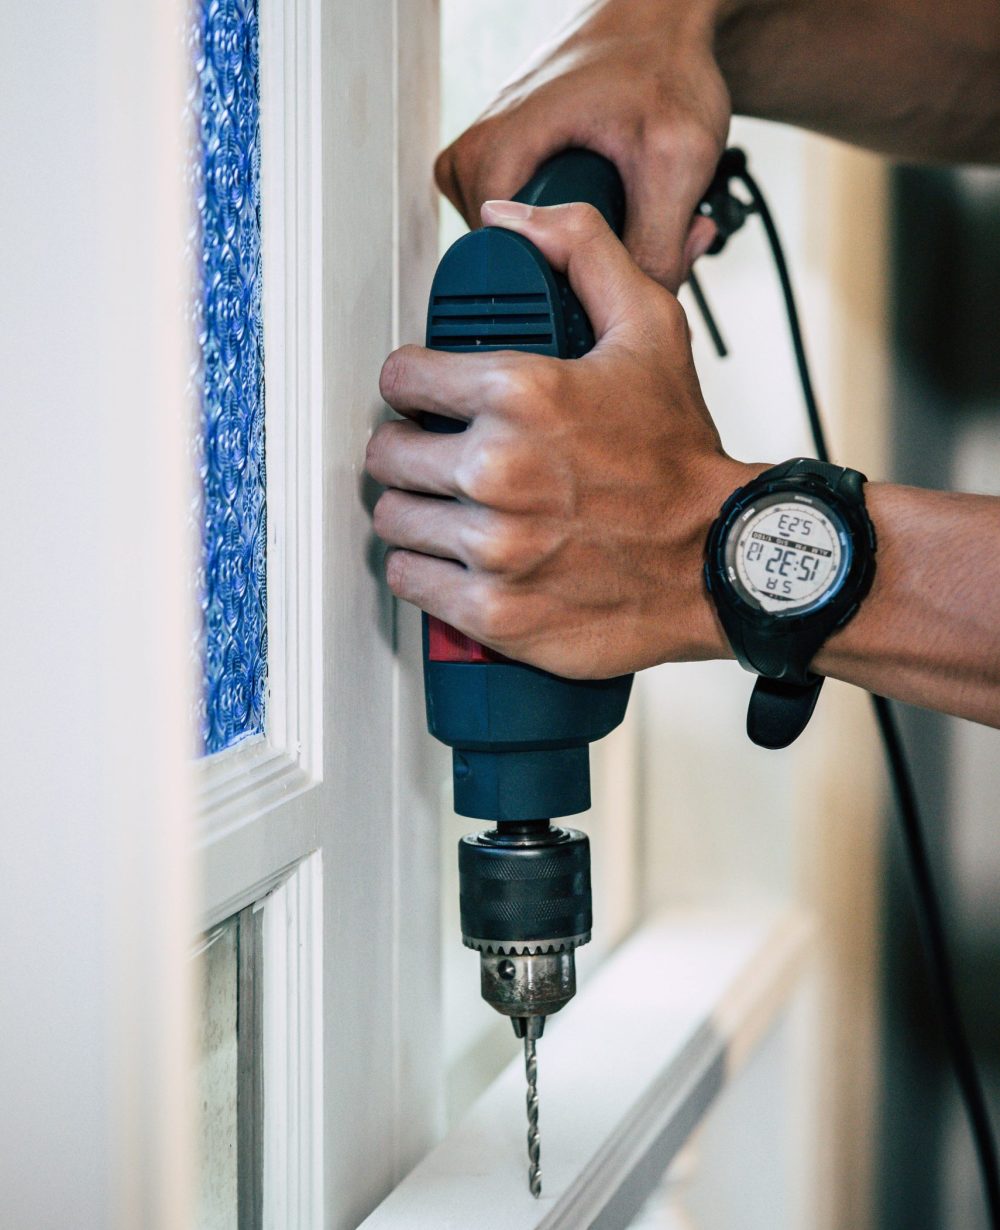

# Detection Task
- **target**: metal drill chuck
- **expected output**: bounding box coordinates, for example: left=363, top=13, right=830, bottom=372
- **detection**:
left=458, top=822, right=592, bottom=1038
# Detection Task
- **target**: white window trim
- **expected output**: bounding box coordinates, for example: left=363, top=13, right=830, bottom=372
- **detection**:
left=361, top=905, right=812, bottom=1229
left=262, top=852, right=324, bottom=1229
left=195, top=0, right=323, bottom=845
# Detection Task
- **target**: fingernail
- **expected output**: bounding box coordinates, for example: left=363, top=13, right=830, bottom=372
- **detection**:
left=483, top=199, right=533, bottom=221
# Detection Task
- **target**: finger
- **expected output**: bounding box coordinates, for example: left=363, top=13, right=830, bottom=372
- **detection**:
left=380, top=345, right=503, bottom=422
left=373, top=489, right=478, bottom=566
left=436, top=137, right=536, bottom=229
left=618, top=143, right=718, bottom=292
left=681, top=215, right=719, bottom=281
left=480, top=199, right=648, bottom=338
left=436, top=121, right=574, bottom=228
left=385, top=548, right=482, bottom=633
left=434, top=142, right=471, bottom=223
left=365, top=420, right=467, bottom=497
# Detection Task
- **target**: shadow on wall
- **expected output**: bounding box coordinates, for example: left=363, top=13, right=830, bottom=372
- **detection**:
left=879, top=165, right=1000, bottom=1230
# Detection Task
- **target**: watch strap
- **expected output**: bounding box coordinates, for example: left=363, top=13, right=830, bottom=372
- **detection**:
left=747, top=676, right=825, bottom=750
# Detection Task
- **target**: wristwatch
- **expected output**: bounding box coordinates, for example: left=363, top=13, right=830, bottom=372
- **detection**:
left=704, top=458, right=878, bottom=749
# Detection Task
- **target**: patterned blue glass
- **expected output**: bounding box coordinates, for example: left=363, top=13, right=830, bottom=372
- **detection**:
left=192, top=0, right=268, bottom=754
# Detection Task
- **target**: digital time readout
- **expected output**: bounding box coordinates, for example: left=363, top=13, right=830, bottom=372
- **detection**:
left=733, top=501, right=843, bottom=612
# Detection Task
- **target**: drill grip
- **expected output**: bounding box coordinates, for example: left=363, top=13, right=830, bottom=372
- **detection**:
left=513, top=149, right=626, bottom=238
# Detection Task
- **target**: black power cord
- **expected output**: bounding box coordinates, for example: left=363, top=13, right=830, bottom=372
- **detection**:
left=731, top=163, right=1000, bottom=1229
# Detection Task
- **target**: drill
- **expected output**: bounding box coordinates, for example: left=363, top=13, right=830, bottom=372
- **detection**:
left=421, top=148, right=749, bottom=1196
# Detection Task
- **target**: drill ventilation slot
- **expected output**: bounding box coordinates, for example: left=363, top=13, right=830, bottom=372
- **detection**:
left=428, top=292, right=554, bottom=350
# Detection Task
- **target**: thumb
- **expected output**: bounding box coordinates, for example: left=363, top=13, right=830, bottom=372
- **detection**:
left=480, top=199, right=649, bottom=339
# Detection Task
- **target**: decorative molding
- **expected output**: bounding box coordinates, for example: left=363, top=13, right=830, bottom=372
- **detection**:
left=262, top=852, right=325, bottom=1229
left=196, top=0, right=324, bottom=844
left=360, top=907, right=812, bottom=1230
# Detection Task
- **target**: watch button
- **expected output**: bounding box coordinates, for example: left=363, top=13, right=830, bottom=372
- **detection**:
left=703, top=561, right=713, bottom=593
left=867, top=522, right=878, bottom=551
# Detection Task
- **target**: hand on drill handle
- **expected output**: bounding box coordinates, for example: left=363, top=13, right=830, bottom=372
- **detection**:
left=367, top=200, right=753, bottom=680
left=368, top=0, right=1000, bottom=721
left=435, top=0, right=1000, bottom=295
left=366, top=197, right=1000, bottom=725
left=435, top=0, right=728, bottom=292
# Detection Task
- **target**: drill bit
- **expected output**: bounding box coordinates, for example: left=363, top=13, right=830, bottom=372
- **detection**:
left=524, top=1034, right=542, bottom=1198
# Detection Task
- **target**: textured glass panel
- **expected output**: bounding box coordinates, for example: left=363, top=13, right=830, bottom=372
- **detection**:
left=192, top=0, right=268, bottom=754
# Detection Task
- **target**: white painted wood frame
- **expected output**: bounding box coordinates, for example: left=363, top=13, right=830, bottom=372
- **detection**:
left=196, top=0, right=323, bottom=841
left=262, top=853, right=325, bottom=1228
left=197, top=1, right=443, bottom=1228
left=361, top=908, right=812, bottom=1228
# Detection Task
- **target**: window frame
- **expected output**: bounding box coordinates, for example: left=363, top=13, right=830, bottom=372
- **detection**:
left=361, top=906, right=812, bottom=1229
left=195, top=0, right=323, bottom=841
left=195, top=3, right=445, bottom=1228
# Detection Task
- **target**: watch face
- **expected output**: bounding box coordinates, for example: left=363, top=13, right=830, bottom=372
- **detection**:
left=725, top=492, right=850, bottom=614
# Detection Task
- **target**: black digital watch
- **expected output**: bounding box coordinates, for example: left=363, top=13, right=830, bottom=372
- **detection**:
left=705, top=458, right=878, bottom=749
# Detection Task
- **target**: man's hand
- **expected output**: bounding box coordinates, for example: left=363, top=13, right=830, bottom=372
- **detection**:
left=437, top=0, right=1000, bottom=290
left=435, top=0, right=730, bottom=292
left=366, top=201, right=751, bottom=680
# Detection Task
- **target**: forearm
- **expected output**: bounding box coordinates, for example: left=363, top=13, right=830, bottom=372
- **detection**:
left=813, top=483, right=1000, bottom=725
left=712, top=0, right=1000, bottom=163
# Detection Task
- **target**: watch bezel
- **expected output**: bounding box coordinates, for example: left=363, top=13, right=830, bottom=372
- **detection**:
left=706, top=473, right=874, bottom=633
left=724, top=489, right=853, bottom=618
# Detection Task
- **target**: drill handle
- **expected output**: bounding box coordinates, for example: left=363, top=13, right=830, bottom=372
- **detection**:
left=513, top=149, right=626, bottom=239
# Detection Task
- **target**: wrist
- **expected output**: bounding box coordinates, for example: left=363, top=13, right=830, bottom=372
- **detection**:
left=600, top=0, right=729, bottom=59
left=811, top=480, right=891, bottom=678
left=681, top=455, right=767, bottom=661
left=712, top=0, right=775, bottom=116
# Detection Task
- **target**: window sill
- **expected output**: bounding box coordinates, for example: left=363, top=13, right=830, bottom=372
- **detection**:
left=362, top=904, right=811, bottom=1230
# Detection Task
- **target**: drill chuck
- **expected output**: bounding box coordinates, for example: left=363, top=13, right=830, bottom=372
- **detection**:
left=459, top=821, right=591, bottom=1037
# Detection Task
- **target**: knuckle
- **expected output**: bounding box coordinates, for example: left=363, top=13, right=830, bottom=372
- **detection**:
left=487, top=361, right=540, bottom=411
left=435, top=127, right=491, bottom=217
left=683, top=122, right=722, bottom=171
left=642, top=115, right=716, bottom=169
left=456, top=439, right=516, bottom=505
left=433, top=145, right=456, bottom=193
left=465, top=521, right=521, bottom=574
left=371, top=489, right=399, bottom=537
left=379, top=345, right=419, bottom=405
left=491, top=358, right=563, bottom=421
left=483, top=363, right=528, bottom=411
left=384, top=549, right=409, bottom=594
left=471, top=584, right=513, bottom=643
left=562, top=200, right=607, bottom=239
left=365, top=423, right=392, bottom=474
left=650, top=288, right=688, bottom=337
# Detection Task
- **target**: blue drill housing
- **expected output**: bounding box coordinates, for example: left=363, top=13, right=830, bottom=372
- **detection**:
left=422, top=151, right=634, bottom=821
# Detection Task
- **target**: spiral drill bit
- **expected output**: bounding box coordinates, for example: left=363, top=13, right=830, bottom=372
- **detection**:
left=524, top=1035, right=542, bottom=1198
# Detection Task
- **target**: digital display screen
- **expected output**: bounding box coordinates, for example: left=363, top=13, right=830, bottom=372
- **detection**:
left=730, top=499, right=845, bottom=613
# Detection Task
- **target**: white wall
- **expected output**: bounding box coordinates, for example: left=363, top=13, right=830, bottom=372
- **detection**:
left=0, top=2, right=196, bottom=1226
